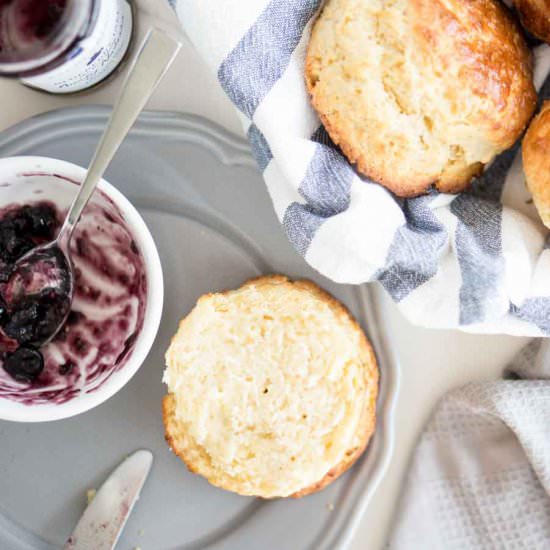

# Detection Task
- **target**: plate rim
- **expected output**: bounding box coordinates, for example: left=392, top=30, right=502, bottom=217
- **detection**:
left=0, top=105, right=400, bottom=550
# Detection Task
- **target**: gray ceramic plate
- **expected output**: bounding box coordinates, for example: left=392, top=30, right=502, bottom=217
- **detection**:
left=0, top=106, right=399, bottom=550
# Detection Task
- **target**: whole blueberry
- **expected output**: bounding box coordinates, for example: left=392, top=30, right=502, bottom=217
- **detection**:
left=3, top=289, right=71, bottom=346
left=0, top=223, right=33, bottom=263
left=3, top=347, right=44, bottom=384
left=27, top=204, right=58, bottom=239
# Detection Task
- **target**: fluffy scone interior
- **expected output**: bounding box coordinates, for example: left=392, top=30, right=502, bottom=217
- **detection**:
left=305, top=0, right=536, bottom=197
left=163, top=276, right=378, bottom=498
left=522, top=101, right=550, bottom=229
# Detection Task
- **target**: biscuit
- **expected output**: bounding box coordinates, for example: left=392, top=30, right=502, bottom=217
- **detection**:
left=163, top=275, right=378, bottom=498
left=522, top=101, right=550, bottom=228
left=305, top=0, right=536, bottom=197
left=514, top=0, right=550, bottom=43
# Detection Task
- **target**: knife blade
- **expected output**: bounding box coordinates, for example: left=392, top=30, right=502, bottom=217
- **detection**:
left=64, top=449, right=153, bottom=550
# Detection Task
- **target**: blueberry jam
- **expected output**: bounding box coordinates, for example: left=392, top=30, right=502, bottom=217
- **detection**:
left=0, top=0, right=68, bottom=55
left=3, top=346, right=43, bottom=383
left=0, top=202, right=57, bottom=282
left=3, top=286, right=71, bottom=346
left=0, top=196, right=147, bottom=405
left=0, top=202, right=68, bottom=355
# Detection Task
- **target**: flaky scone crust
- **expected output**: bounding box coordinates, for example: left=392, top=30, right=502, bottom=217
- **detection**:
left=305, top=0, right=536, bottom=197
left=515, top=0, right=550, bottom=43
left=522, top=101, right=550, bottom=229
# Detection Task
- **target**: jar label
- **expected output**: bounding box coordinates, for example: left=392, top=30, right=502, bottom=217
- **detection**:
left=22, top=0, right=133, bottom=94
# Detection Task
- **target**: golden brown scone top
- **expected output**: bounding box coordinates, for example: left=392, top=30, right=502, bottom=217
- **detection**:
left=522, top=101, right=550, bottom=229
left=514, top=0, right=550, bottom=43
left=306, top=0, right=536, bottom=197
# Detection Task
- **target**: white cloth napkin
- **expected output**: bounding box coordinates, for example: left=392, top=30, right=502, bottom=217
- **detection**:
left=171, top=0, right=550, bottom=336
left=388, top=339, right=550, bottom=549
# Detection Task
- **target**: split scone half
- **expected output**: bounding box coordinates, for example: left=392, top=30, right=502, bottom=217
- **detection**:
left=163, top=275, right=378, bottom=498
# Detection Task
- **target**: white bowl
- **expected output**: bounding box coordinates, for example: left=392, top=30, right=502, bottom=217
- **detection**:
left=0, top=156, right=163, bottom=422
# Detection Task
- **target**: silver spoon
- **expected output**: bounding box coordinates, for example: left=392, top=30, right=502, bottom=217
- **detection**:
left=1, top=28, right=181, bottom=347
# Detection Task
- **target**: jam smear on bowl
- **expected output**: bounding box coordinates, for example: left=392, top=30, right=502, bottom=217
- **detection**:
left=0, top=197, right=147, bottom=405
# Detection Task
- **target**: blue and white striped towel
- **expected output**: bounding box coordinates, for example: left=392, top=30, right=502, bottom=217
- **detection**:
left=171, top=0, right=550, bottom=336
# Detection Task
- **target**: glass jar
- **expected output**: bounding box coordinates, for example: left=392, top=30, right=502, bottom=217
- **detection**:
left=0, top=0, right=134, bottom=94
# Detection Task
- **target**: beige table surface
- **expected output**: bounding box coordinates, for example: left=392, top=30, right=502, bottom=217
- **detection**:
left=0, top=1, right=530, bottom=548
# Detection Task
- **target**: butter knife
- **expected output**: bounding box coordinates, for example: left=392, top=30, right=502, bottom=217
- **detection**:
left=64, top=449, right=153, bottom=550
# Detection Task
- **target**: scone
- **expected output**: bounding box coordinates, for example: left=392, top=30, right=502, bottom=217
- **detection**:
left=522, top=101, right=550, bottom=228
left=163, top=275, right=378, bottom=498
left=305, top=0, right=536, bottom=197
left=514, top=0, right=550, bottom=43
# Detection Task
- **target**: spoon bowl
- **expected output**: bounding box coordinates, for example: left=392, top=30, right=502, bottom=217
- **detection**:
left=1, top=240, right=73, bottom=347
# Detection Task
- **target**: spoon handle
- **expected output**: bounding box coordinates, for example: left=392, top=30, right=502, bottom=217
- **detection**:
left=59, top=28, right=181, bottom=244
